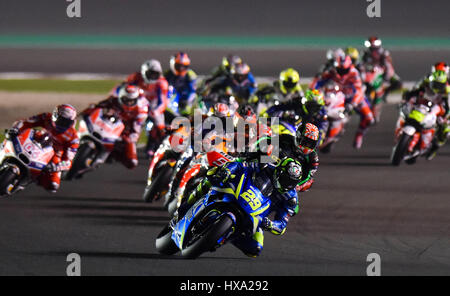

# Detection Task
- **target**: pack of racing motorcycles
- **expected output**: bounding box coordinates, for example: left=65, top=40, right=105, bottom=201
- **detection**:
left=0, top=36, right=448, bottom=259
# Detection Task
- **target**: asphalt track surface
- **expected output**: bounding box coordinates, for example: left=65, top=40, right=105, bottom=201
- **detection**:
left=0, top=104, right=449, bottom=276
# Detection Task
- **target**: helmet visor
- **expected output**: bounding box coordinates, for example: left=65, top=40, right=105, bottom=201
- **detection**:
left=53, top=117, right=74, bottom=131
left=431, top=81, right=446, bottom=93
left=175, top=63, right=189, bottom=72
left=145, top=70, right=160, bottom=81
left=283, top=79, right=297, bottom=90
left=120, top=96, right=137, bottom=106
left=298, top=136, right=317, bottom=150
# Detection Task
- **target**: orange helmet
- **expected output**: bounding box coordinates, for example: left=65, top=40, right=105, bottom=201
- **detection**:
left=170, top=52, right=191, bottom=76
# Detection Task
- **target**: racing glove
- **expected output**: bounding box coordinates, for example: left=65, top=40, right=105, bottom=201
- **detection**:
left=6, top=128, right=19, bottom=139
left=44, top=162, right=60, bottom=173
left=261, top=217, right=274, bottom=231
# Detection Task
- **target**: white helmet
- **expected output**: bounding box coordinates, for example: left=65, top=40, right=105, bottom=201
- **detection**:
left=141, top=59, right=162, bottom=83
left=118, top=84, right=143, bottom=108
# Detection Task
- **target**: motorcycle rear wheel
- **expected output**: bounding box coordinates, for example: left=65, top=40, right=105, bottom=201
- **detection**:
left=65, top=143, right=94, bottom=180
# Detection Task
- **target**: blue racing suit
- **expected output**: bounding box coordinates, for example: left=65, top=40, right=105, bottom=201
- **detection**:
left=164, top=69, right=197, bottom=114
left=209, top=72, right=257, bottom=103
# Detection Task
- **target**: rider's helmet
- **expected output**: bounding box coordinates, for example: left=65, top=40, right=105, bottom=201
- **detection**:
left=231, top=63, right=250, bottom=83
left=334, top=52, right=353, bottom=76
left=170, top=52, right=191, bottom=76
left=273, top=158, right=303, bottom=193
left=326, top=48, right=345, bottom=62
left=345, top=47, right=360, bottom=64
left=118, top=84, right=144, bottom=111
left=222, top=54, right=243, bottom=72
left=213, top=102, right=231, bottom=118
left=302, top=89, right=325, bottom=115
left=52, top=104, right=77, bottom=133
left=364, top=36, right=383, bottom=61
left=141, top=59, right=162, bottom=84
left=429, top=62, right=449, bottom=94
left=295, top=122, right=320, bottom=155
left=432, top=62, right=449, bottom=75
left=279, top=68, right=300, bottom=95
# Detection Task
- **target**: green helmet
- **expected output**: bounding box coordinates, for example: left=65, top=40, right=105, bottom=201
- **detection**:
left=279, top=68, right=301, bottom=94
left=302, top=89, right=325, bottom=115
left=273, top=158, right=303, bottom=192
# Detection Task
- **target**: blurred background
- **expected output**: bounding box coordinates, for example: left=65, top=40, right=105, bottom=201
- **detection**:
left=0, top=0, right=448, bottom=78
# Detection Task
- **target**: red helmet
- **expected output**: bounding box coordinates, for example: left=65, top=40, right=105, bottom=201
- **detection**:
left=432, top=62, right=449, bottom=75
left=52, top=104, right=77, bottom=132
left=118, top=84, right=143, bottom=111
left=170, top=52, right=191, bottom=76
left=295, top=122, right=319, bottom=155
left=334, top=52, right=353, bottom=76
left=365, top=36, right=382, bottom=49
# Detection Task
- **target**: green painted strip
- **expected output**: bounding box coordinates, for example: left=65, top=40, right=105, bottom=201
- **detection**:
left=0, top=35, right=448, bottom=49
left=0, top=79, right=120, bottom=93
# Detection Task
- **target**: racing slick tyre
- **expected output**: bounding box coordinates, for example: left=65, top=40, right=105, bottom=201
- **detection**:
left=155, top=223, right=179, bottom=255
left=181, top=214, right=234, bottom=259
left=142, top=166, right=174, bottom=203
left=0, top=167, right=17, bottom=196
left=64, top=143, right=94, bottom=180
left=168, top=176, right=203, bottom=217
left=391, top=133, right=411, bottom=166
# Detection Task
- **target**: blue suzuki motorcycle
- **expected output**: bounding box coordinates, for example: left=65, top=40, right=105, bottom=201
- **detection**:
left=155, top=163, right=271, bottom=259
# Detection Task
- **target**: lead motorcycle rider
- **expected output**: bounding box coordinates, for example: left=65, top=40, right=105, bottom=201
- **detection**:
left=177, top=157, right=302, bottom=257
left=125, top=59, right=169, bottom=158
left=8, top=104, right=79, bottom=192
left=82, top=84, right=149, bottom=169
left=312, top=52, right=375, bottom=149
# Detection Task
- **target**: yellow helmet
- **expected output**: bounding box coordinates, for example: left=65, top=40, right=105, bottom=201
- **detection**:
left=345, top=47, right=359, bottom=63
left=279, top=68, right=300, bottom=94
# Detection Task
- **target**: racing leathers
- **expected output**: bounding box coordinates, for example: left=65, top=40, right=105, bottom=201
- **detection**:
left=311, top=66, right=375, bottom=148
left=251, top=80, right=304, bottom=115
left=207, top=72, right=257, bottom=104
left=125, top=72, right=169, bottom=156
left=12, top=113, right=79, bottom=192
left=82, top=96, right=149, bottom=169
left=361, top=48, right=402, bottom=99
left=360, top=49, right=402, bottom=122
left=164, top=69, right=197, bottom=115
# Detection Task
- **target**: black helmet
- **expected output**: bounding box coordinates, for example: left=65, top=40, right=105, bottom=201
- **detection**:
left=273, top=158, right=303, bottom=192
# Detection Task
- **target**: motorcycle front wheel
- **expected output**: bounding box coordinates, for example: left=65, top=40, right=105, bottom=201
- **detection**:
left=391, top=133, right=412, bottom=166
left=181, top=214, right=234, bottom=259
